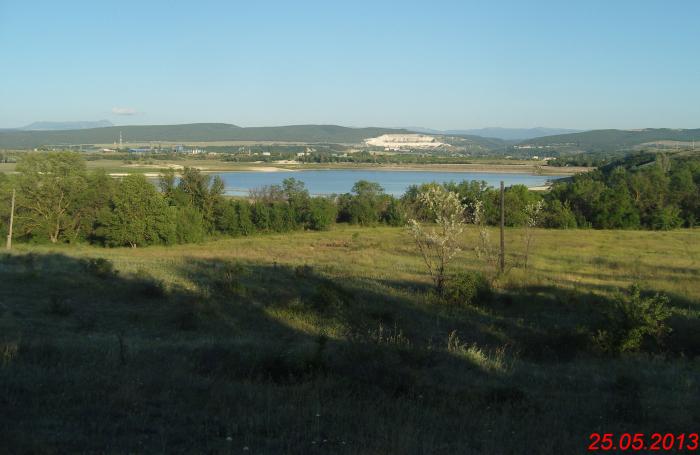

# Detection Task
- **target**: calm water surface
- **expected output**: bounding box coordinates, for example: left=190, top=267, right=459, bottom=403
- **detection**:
left=215, top=170, right=559, bottom=196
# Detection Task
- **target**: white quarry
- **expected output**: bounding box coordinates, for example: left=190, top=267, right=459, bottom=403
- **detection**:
left=365, top=134, right=446, bottom=150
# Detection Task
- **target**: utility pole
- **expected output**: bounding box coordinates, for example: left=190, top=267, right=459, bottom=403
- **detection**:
left=6, top=188, right=15, bottom=250
left=499, top=181, right=505, bottom=274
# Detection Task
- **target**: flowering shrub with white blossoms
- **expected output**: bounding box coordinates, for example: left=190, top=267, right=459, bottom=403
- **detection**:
left=407, top=185, right=466, bottom=293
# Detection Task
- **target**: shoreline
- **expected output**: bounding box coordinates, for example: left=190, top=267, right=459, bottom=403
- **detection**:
left=0, top=160, right=591, bottom=176
left=175, top=162, right=589, bottom=176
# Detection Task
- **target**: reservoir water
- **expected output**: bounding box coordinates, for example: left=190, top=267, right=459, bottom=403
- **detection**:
left=215, top=169, right=560, bottom=196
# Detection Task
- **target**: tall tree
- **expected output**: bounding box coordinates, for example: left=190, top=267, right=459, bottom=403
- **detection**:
left=176, top=167, right=224, bottom=230
left=100, top=174, right=175, bottom=247
left=16, top=152, right=87, bottom=243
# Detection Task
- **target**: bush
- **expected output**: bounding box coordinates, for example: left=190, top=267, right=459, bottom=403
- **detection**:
left=593, top=284, right=672, bottom=354
left=443, top=271, right=492, bottom=306
left=307, top=197, right=337, bottom=231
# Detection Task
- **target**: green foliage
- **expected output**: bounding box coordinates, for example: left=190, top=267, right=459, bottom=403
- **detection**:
left=594, top=284, right=672, bottom=354
left=15, top=152, right=87, bottom=243
left=74, top=171, right=118, bottom=243
left=443, top=271, right=493, bottom=306
left=543, top=199, right=577, bottom=228
left=500, top=184, right=541, bottom=227
left=251, top=202, right=272, bottom=231
left=547, top=154, right=700, bottom=229
left=381, top=198, right=406, bottom=226
left=100, top=174, right=175, bottom=247
left=338, top=180, right=394, bottom=226
left=235, top=200, right=255, bottom=235
left=281, top=177, right=311, bottom=226
left=213, top=199, right=239, bottom=235
left=174, top=167, right=224, bottom=232
left=307, top=197, right=337, bottom=231
left=174, top=205, right=207, bottom=243
left=649, top=205, right=683, bottom=230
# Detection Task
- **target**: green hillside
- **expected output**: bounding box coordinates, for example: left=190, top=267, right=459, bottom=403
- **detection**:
left=521, top=128, right=700, bottom=151
left=0, top=123, right=410, bottom=148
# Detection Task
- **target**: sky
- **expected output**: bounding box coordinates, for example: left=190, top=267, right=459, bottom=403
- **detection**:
left=1, top=0, right=699, bottom=130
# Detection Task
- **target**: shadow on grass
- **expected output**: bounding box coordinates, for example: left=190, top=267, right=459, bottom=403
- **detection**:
left=1, top=251, right=699, bottom=454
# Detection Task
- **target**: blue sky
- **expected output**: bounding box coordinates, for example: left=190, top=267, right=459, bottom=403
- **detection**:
left=1, top=0, right=699, bottom=130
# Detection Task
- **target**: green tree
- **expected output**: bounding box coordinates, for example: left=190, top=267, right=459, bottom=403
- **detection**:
left=100, top=174, right=175, bottom=247
left=174, top=205, right=207, bottom=243
left=176, top=167, right=225, bottom=231
left=308, top=197, right=337, bottom=230
left=70, top=170, right=118, bottom=243
left=542, top=199, right=577, bottom=228
left=16, top=152, right=87, bottom=243
left=213, top=199, right=240, bottom=236
left=236, top=201, right=255, bottom=235
left=338, top=180, right=386, bottom=225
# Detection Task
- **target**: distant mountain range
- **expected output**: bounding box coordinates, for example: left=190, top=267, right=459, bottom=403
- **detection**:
left=18, top=120, right=114, bottom=131
left=520, top=128, right=700, bottom=150
left=1, top=122, right=698, bottom=153
left=0, top=123, right=410, bottom=148
left=405, top=127, right=582, bottom=140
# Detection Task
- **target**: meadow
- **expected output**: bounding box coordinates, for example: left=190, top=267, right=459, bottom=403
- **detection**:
left=1, top=225, right=699, bottom=454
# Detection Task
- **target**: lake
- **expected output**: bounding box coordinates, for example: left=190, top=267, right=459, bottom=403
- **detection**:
left=215, top=170, right=560, bottom=196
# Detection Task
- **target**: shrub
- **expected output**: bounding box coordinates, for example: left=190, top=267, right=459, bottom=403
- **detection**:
left=443, top=271, right=492, bottom=306
left=594, top=284, right=672, bottom=354
left=307, top=197, right=337, bottom=231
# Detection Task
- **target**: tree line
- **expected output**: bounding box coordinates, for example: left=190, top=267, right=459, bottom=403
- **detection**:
left=547, top=153, right=700, bottom=229
left=0, top=153, right=406, bottom=247
left=1, top=152, right=698, bottom=247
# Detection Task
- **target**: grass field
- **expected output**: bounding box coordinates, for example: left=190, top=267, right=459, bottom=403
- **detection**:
left=1, top=226, right=699, bottom=454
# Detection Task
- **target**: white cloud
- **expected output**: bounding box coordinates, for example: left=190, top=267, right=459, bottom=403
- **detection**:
left=111, top=107, right=138, bottom=115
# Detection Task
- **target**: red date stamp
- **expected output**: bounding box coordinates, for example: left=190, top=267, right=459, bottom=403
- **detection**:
left=588, top=433, right=699, bottom=451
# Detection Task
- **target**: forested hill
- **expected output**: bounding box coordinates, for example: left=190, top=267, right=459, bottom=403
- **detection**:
left=0, top=123, right=410, bottom=148
left=520, top=128, right=700, bottom=151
